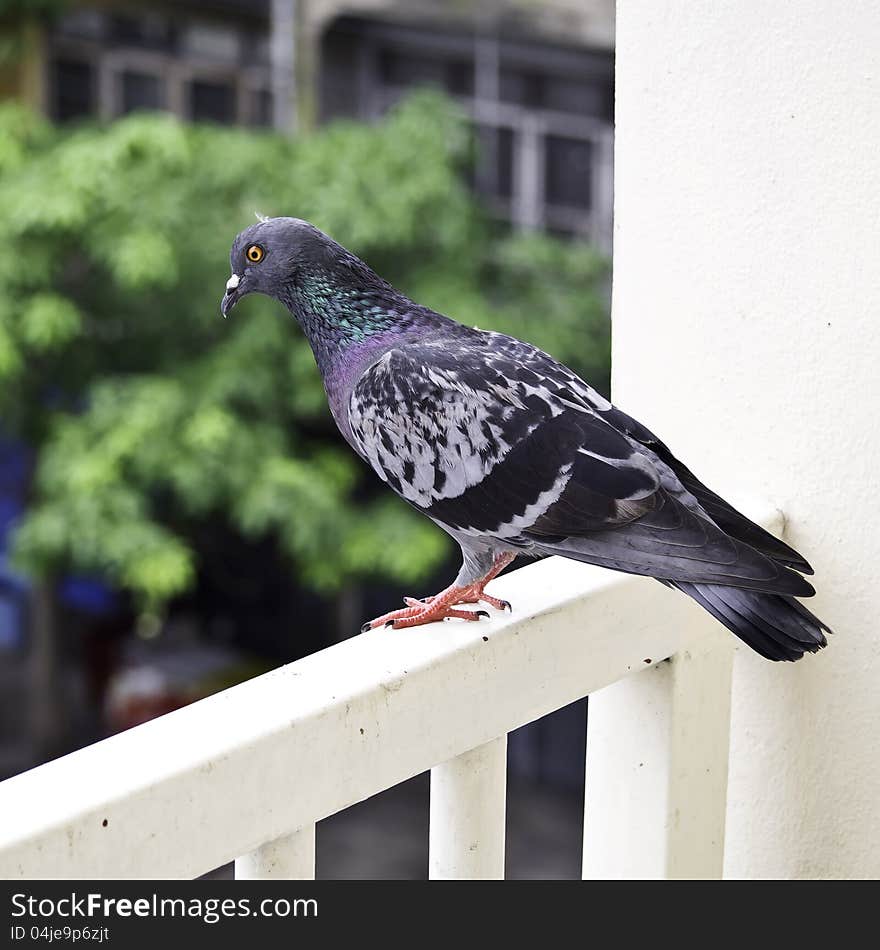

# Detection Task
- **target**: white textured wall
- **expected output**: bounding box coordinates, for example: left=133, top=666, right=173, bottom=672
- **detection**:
left=612, top=2, right=880, bottom=878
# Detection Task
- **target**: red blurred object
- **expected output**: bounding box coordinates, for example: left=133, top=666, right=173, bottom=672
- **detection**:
left=104, top=642, right=260, bottom=734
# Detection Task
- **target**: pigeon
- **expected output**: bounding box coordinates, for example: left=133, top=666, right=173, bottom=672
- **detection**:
left=221, top=217, right=830, bottom=661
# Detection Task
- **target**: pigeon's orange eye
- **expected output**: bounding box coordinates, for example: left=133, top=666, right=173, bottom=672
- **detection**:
left=246, top=244, right=264, bottom=263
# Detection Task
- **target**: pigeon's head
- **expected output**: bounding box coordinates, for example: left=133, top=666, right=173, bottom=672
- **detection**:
left=221, top=216, right=349, bottom=317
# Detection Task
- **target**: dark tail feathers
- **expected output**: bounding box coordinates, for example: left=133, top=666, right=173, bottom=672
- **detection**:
left=669, top=581, right=831, bottom=662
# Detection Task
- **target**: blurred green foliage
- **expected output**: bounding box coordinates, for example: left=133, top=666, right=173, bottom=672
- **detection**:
left=0, top=92, right=609, bottom=608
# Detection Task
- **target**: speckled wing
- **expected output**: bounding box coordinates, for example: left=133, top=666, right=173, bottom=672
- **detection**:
left=348, top=331, right=813, bottom=595
left=348, top=331, right=656, bottom=520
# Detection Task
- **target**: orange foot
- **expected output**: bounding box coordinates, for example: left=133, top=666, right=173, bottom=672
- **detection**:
left=361, top=564, right=515, bottom=632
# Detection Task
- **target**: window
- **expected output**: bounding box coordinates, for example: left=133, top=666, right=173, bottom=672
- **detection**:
left=499, top=68, right=545, bottom=109
left=119, top=70, right=164, bottom=114
left=501, top=69, right=611, bottom=119
left=545, top=136, right=592, bottom=210
left=109, top=13, right=173, bottom=51
left=474, top=125, right=514, bottom=200
left=378, top=49, right=473, bottom=97
left=46, top=9, right=272, bottom=129
left=51, top=58, right=95, bottom=121
left=189, top=80, right=236, bottom=124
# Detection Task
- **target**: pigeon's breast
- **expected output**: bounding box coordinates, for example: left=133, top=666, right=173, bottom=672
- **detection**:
left=322, top=332, right=412, bottom=449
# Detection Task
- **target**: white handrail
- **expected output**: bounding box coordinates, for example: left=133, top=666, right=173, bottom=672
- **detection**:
left=0, top=506, right=781, bottom=879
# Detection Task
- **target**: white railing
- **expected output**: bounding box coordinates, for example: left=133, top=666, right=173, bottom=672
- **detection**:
left=0, top=507, right=781, bottom=880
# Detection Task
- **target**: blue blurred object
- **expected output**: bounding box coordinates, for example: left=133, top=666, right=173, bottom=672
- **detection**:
left=0, top=437, right=119, bottom=649
left=57, top=575, right=119, bottom=614
left=0, top=572, right=25, bottom=649
left=0, top=437, right=29, bottom=649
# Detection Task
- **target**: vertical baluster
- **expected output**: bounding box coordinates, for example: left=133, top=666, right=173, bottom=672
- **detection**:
left=582, top=640, right=734, bottom=879
left=429, top=735, right=507, bottom=880
left=235, top=824, right=316, bottom=880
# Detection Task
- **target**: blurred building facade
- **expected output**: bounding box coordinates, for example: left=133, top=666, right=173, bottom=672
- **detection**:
left=6, top=0, right=614, bottom=243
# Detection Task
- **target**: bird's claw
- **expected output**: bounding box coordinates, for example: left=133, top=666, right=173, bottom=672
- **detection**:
left=390, top=605, right=488, bottom=628
left=361, top=592, right=494, bottom=631
left=360, top=564, right=515, bottom=632
left=477, top=593, right=511, bottom=612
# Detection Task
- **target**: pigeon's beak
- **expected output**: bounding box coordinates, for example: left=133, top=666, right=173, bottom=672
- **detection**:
left=221, top=273, right=245, bottom=318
